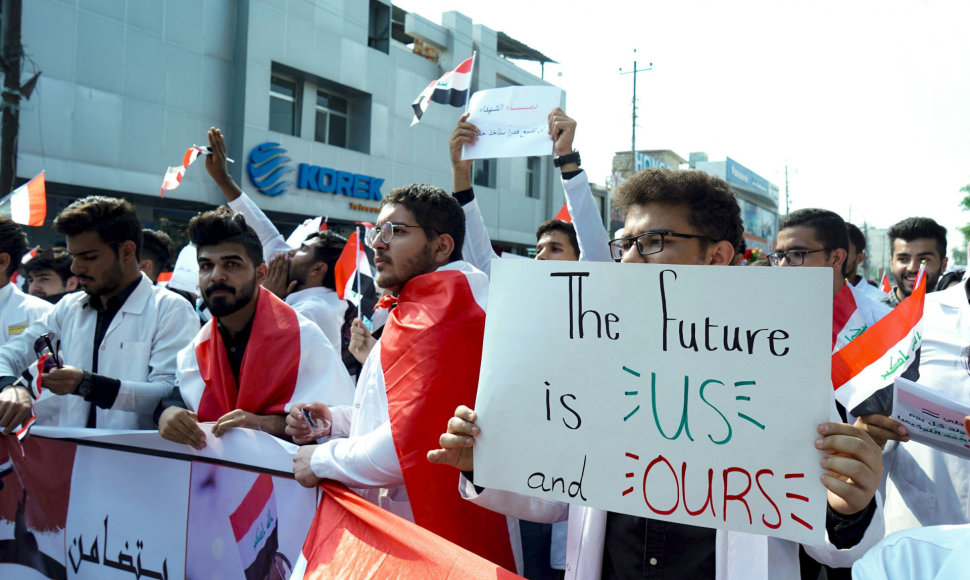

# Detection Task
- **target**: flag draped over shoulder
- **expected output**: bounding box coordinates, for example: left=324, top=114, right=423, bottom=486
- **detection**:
left=2, top=172, right=46, bottom=226
left=411, top=55, right=475, bottom=126
left=181, top=287, right=303, bottom=420
left=832, top=267, right=926, bottom=414
left=293, top=481, right=523, bottom=579
left=378, top=266, right=517, bottom=571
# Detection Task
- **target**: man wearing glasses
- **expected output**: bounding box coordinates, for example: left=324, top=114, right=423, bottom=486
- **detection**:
left=285, top=184, right=517, bottom=573
left=431, top=170, right=886, bottom=579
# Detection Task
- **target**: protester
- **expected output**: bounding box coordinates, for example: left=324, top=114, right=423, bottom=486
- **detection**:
left=22, top=247, right=78, bottom=303
left=204, top=128, right=350, bottom=354
left=0, top=218, right=52, bottom=347
left=880, top=217, right=948, bottom=308
left=139, top=229, right=175, bottom=284
left=156, top=207, right=353, bottom=450
left=429, top=169, right=886, bottom=579
left=845, top=223, right=888, bottom=301
left=534, top=219, right=579, bottom=261
left=286, top=183, right=517, bottom=572
left=0, top=197, right=198, bottom=431
left=452, top=108, right=612, bottom=276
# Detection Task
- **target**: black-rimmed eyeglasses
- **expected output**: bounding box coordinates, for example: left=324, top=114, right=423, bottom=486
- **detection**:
left=364, top=222, right=441, bottom=248
left=608, top=231, right=715, bottom=261
left=767, top=248, right=828, bottom=266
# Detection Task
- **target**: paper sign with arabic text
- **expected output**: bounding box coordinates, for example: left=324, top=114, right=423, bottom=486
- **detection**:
left=461, top=86, right=563, bottom=160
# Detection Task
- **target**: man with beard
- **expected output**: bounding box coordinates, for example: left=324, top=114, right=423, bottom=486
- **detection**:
left=0, top=197, right=198, bottom=431
left=879, top=217, right=949, bottom=308
left=23, top=248, right=78, bottom=303
left=284, top=184, right=517, bottom=574
left=204, top=128, right=349, bottom=352
left=155, top=207, right=353, bottom=450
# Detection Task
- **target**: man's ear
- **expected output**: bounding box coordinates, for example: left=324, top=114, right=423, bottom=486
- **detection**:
left=432, top=233, right=456, bottom=266
left=119, top=240, right=138, bottom=265
left=0, top=253, right=10, bottom=279
left=65, top=276, right=78, bottom=292
left=255, top=263, right=269, bottom=285
left=829, top=248, right=847, bottom=270
left=708, top=241, right=737, bottom=266
left=139, top=258, right=154, bottom=275
left=941, top=256, right=949, bottom=273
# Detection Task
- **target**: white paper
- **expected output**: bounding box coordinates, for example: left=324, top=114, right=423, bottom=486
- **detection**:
left=461, top=86, right=563, bottom=160
left=474, top=260, right=832, bottom=545
left=893, top=377, right=970, bottom=459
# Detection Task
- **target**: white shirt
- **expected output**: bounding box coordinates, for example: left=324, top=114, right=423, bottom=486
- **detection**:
left=882, top=280, right=970, bottom=534
left=0, top=282, right=52, bottom=347
left=853, top=524, right=970, bottom=579
left=285, top=286, right=347, bottom=351
left=0, top=274, right=199, bottom=429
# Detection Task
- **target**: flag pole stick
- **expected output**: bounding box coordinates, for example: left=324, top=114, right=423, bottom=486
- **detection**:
left=355, top=225, right=363, bottom=319
left=463, top=52, right=478, bottom=114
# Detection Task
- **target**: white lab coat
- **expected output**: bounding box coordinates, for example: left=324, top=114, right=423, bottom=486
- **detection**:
left=461, top=475, right=885, bottom=580
left=0, top=282, right=52, bottom=346
left=881, top=281, right=970, bottom=533
left=0, top=274, right=199, bottom=428
left=852, top=524, right=970, bottom=579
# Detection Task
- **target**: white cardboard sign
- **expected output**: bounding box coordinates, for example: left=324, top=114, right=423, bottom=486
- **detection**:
left=474, top=260, right=832, bottom=545
left=460, top=86, right=563, bottom=160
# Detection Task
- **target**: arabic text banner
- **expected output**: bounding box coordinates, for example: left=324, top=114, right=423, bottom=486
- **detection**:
left=0, top=426, right=316, bottom=580
left=474, top=261, right=833, bottom=545
left=461, top=86, right=563, bottom=160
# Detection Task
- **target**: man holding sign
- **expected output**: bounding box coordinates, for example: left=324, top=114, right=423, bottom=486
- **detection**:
left=430, top=168, right=885, bottom=579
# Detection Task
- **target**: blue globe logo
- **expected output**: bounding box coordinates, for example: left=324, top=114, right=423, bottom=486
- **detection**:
left=246, top=142, right=293, bottom=196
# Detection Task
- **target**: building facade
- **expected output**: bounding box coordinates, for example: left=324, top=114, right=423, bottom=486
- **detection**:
left=16, top=0, right=567, bottom=254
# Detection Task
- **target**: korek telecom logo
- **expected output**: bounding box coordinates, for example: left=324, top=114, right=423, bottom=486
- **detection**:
left=246, top=142, right=293, bottom=197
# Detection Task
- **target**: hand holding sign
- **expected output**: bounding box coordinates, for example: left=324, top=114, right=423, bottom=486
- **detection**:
left=461, top=86, right=563, bottom=160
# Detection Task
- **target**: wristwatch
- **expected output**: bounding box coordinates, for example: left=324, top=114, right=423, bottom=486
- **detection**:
left=76, top=371, right=95, bottom=398
left=554, top=150, right=581, bottom=168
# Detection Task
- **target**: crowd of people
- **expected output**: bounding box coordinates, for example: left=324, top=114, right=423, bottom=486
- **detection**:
left=0, top=109, right=967, bottom=579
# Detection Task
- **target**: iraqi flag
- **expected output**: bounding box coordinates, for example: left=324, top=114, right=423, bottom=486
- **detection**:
left=291, top=481, right=522, bottom=579
left=832, top=283, right=874, bottom=351
left=411, top=55, right=475, bottom=126
left=880, top=272, right=891, bottom=294
left=9, top=246, right=39, bottom=285
left=553, top=202, right=571, bottom=222
left=832, top=264, right=927, bottom=415
left=230, top=474, right=279, bottom=580
left=160, top=146, right=205, bottom=197
left=0, top=172, right=46, bottom=226
left=334, top=228, right=378, bottom=317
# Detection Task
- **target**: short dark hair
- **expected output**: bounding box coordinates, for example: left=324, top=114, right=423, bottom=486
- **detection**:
left=23, top=248, right=73, bottom=283
left=53, top=196, right=143, bottom=258
left=846, top=223, right=867, bottom=253
left=304, top=230, right=347, bottom=290
left=887, top=217, right=947, bottom=258
left=536, top=219, right=579, bottom=257
left=779, top=208, right=849, bottom=253
left=612, top=169, right=743, bottom=251
left=188, top=206, right=264, bottom=265
left=142, top=229, right=175, bottom=272
left=380, top=183, right=464, bottom=261
left=0, top=217, right=28, bottom=278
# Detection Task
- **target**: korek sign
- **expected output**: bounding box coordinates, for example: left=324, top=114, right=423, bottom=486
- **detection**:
left=247, top=142, right=384, bottom=200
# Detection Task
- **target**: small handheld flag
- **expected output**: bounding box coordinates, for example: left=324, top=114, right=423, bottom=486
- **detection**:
left=553, top=203, right=571, bottom=222
left=0, top=172, right=46, bottom=226
left=411, top=55, right=476, bottom=126
left=880, top=273, right=891, bottom=294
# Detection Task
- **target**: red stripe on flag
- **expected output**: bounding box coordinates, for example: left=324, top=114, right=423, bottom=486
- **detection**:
left=880, top=273, right=891, bottom=294
left=553, top=203, right=571, bottom=222
left=25, top=173, right=46, bottom=226
left=157, top=272, right=173, bottom=283
left=229, top=473, right=274, bottom=542
left=832, top=277, right=925, bottom=390
left=831, top=283, right=858, bottom=347
left=454, top=55, right=475, bottom=74
left=333, top=231, right=361, bottom=300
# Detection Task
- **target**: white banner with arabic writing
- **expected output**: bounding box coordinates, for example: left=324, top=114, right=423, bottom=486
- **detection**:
left=461, top=86, right=564, bottom=160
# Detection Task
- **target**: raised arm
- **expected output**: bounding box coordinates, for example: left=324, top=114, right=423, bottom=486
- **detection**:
left=450, top=113, right=499, bottom=277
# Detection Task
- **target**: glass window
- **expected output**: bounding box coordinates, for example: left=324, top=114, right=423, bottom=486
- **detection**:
left=269, top=75, right=299, bottom=135
left=474, top=159, right=495, bottom=188
left=315, top=90, right=349, bottom=148
left=526, top=157, right=540, bottom=198
left=368, top=0, right=390, bottom=53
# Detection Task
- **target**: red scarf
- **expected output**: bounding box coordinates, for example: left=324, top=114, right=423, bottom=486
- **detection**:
left=381, top=269, right=516, bottom=571
left=196, top=287, right=301, bottom=421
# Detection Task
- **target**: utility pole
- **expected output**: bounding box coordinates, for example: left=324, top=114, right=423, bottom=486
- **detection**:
left=619, top=50, right=651, bottom=174
left=0, top=0, right=23, bottom=195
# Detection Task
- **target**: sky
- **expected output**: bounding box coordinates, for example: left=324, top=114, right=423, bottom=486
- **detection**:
left=395, top=0, right=970, bottom=255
